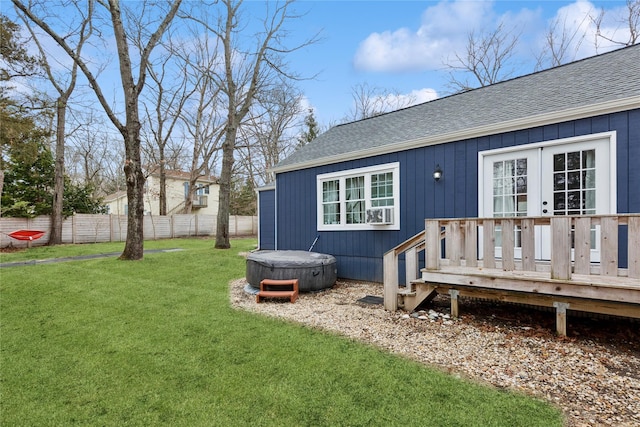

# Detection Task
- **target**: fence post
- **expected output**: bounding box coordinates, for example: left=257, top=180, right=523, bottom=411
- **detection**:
left=72, top=215, right=76, bottom=244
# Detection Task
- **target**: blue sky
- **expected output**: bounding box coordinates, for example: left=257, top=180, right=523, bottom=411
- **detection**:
left=277, top=0, right=636, bottom=126
left=5, top=0, right=635, bottom=131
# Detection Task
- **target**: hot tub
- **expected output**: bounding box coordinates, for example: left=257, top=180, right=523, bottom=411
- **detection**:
left=246, top=250, right=337, bottom=292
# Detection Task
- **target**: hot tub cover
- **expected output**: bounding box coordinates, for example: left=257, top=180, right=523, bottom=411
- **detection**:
left=247, top=250, right=335, bottom=266
left=246, top=250, right=337, bottom=292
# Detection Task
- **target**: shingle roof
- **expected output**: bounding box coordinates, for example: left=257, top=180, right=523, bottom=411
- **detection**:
left=274, top=44, right=640, bottom=172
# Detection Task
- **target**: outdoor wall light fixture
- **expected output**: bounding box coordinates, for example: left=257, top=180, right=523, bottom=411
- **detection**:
left=433, top=164, right=443, bottom=182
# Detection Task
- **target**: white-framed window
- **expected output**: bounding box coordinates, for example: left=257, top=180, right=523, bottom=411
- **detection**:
left=316, top=162, right=400, bottom=231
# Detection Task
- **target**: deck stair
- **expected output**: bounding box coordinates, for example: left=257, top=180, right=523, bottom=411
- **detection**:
left=397, top=283, right=438, bottom=312
left=384, top=215, right=640, bottom=336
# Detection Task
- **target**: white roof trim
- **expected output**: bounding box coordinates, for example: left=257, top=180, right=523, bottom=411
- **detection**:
left=271, top=96, right=640, bottom=174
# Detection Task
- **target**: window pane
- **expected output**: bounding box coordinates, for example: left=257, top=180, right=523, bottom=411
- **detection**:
left=323, top=203, right=340, bottom=225
left=323, top=180, right=339, bottom=202
left=371, top=172, right=394, bottom=208
left=346, top=201, right=365, bottom=224
left=345, top=177, right=364, bottom=200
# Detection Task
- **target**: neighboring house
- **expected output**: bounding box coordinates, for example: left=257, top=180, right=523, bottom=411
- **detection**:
left=104, top=169, right=220, bottom=216
left=258, top=44, right=640, bottom=284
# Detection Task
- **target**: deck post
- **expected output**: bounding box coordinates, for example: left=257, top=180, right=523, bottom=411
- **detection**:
left=449, top=289, right=459, bottom=318
left=405, top=246, right=418, bottom=284
left=383, top=251, right=399, bottom=311
left=553, top=302, right=570, bottom=336
left=629, top=216, right=640, bottom=279
left=426, top=220, right=440, bottom=270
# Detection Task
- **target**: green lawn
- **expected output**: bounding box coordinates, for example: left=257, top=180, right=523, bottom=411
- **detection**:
left=0, top=239, right=563, bottom=426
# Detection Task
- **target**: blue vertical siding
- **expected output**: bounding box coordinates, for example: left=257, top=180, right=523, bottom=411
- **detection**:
left=257, top=189, right=275, bottom=250
left=268, top=109, right=639, bottom=283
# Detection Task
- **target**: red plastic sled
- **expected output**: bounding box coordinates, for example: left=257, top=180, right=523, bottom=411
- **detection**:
left=7, top=230, right=45, bottom=241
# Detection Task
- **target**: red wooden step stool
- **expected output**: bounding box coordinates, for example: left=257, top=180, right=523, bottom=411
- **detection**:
left=256, top=279, right=299, bottom=303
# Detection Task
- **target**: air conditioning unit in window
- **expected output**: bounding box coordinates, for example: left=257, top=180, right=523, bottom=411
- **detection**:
left=366, top=207, right=394, bottom=225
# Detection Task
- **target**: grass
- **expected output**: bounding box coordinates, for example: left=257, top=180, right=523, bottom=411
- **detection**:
left=1, top=238, right=564, bottom=426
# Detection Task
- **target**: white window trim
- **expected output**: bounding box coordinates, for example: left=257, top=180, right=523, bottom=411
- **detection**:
left=317, top=162, right=400, bottom=231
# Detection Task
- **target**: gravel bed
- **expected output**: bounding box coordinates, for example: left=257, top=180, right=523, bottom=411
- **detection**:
left=230, top=278, right=640, bottom=427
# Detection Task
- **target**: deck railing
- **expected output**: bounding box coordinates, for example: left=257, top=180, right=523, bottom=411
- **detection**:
left=383, top=214, right=640, bottom=310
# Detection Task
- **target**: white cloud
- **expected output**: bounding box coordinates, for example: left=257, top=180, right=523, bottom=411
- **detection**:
left=401, top=88, right=439, bottom=106
left=353, top=0, right=633, bottom=75
left=353, top=0, right=496, bottom=72
left=540, top=0, right=599, bottom=60
left=535, top=0, right=634, bottom=67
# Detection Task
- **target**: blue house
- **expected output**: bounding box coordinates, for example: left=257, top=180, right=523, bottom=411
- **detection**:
left=258, top=45, right=640, bottom=291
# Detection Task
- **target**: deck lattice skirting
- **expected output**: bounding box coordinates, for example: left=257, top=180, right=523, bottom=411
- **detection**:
left=383, top=215, right=640, bottom=336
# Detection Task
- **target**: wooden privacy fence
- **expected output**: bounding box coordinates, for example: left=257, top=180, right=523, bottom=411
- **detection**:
left=0, top=214, right=257, bottom=248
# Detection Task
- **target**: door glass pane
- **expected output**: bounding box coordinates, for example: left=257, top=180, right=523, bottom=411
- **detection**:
left=567, top=171, right=581, bottom=189
left=582, top=149, right=595, bottom=168
left=552, top=150, right=596, bottom=216
left=492, top=158, right=527, bottom=249
left=553, top=153, right=564, bottom=172
left=583, top=170, right=595, bottom=189
left=566, top=151, right=580, bottom=170
left=553, top=172, right=565, bottom=191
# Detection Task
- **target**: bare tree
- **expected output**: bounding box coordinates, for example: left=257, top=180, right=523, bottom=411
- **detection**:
left=65, top=113, right=120, bottom=194
left=13, top=0, right=182, bottom=260
left=444, top=22, right=520, bottom=92
left=188, top=0, right=318, bottom=249
left=535, top=13, right=589, bottom=71
left=236, top=81, right=304, bottom=186
left=593, top=0, right=640, bottom=48
left=142, top=38, right=192, bottom=215
left=175, top=30, right=227, bottom=214
left=16, top=2, right=92, bottom=245
left=346, top=82, right=417, bottom=122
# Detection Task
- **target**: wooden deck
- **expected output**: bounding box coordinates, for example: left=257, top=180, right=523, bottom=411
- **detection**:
left=383, top=215, right=640, bottom=336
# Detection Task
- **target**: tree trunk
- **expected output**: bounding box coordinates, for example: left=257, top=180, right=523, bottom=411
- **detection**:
left=119, top=128, right=145, bottom=260
left=49, top=97, right=67, bottom=245
left=159, top=154, right=167, bottom=216
left=215, top=128, right=235, bottom=249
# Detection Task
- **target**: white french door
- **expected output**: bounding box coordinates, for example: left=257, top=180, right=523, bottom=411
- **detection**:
left=482, top=148, right=540, bottom=259
left=481, top=134, right=615, bottom=262
left=539, top=138, right=612, bottom=260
